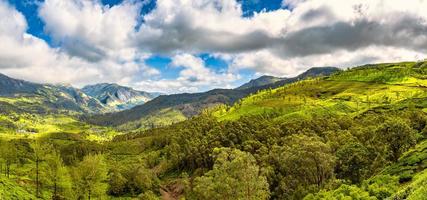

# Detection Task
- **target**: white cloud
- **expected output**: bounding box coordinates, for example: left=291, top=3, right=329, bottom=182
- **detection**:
left=231, top=47, right=426, bottom=77
left=135, top=0, right=290, bottom=53
left=135, top=54, right=239, bottom=93
left=38, top=0, right=142, bottom=62
left=2, top=0, right=427, bottom=93
left=134, top=0, right=427, bottom=79
left=0, top=1, right=158, bottom=88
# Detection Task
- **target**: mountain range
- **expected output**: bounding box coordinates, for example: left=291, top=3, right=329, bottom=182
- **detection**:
left=86, top=67, right=341, bottom=127
left=0, top=66, right=340, bottom=128
left=0, top=74, right=159, bottom=113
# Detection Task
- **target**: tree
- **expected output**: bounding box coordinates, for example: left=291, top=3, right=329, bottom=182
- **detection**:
left=73, top=154, right=108, bottom=200
left=0, top=141, right=17, bottom=178
left=30, top=141, right=47, bottom=198
left=304, top=184, right=376, bottom=200
left=273, top=134, right=335, bottom=199
left=108, top=168, right=127, bottom=196
left=336, top=142, right=370, bottom=183
left=126, top=165, right=158, bottom=195
left=375, top=118, right=416, bottom=161
left=42, top=151, right=72, bottom=199
left=192, top=148, right=269, bottom=200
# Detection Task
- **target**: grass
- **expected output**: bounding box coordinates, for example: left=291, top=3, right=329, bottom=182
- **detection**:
left=214, top=62, right=427, bottom=122
left=0, top=113, right=122, bottom=141
left=0, top=177, right=36, bottom=200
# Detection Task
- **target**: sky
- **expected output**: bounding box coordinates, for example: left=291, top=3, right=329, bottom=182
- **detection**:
left=0, top=0, right=426, bottom=93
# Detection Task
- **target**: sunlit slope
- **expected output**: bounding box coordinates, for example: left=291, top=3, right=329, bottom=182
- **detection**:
left=215, top=62, right=427, bottom=121
left=0, top=113, right=120, bottom=141
left=0, top=177, right=36, bottom=200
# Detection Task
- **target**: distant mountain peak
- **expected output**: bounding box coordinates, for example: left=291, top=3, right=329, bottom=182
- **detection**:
left=81, top=83, right=160, bottom=110
left=237, top=75, right=286, bottom=90
left=0, top=73, right=42, bottom=96
left=298, top=67, right=341, bottom=78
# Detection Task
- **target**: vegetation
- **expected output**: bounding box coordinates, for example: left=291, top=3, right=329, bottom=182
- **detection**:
left=0, top=61, right=426, bottom=199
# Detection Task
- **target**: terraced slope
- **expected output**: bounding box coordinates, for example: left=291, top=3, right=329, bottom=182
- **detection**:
left=87, top=67, right=340, bottom=128
left=215, top=62, right=427, bottom=121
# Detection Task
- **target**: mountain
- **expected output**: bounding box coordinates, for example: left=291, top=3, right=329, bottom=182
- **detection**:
left=0, top=73, right=43, bottom=96
left=297, top=66, right=339, bottom=78
left=237, top=75, right=286, bottom=90
left=86, top=67, right=340, bottom=127
left=82, top=83, right=160, bottom=110
left=0, top=73, right=106, bottom=114
left=253, top=67, right=340, bottom=90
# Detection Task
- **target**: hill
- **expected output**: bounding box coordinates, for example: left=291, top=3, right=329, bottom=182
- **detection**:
left=215, top=62, right=427, bottom=121
left=236, top=75, right=286, bottom=90
left=82, top=83, right=160, bottom=110
left=108, top=61, right=427, bottom=199
left=86, top=67, right=340, bottom=127
left=1, top=61, right=427, bottom=199
left=0, top=73, right=107, bottom=114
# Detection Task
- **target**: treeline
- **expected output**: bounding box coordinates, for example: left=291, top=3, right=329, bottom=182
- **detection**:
left=110, top=105, right=427, bottom=199
left=0, top=138, right=108, bottom=199
left=1, top=106, right=426, bottom=199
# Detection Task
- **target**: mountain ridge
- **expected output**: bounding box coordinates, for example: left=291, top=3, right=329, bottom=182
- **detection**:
left=237, top=75, right=286, bottom=90
left=86, top=67, right=341, bottom=127
left=82, top=83, right=160, bottom=110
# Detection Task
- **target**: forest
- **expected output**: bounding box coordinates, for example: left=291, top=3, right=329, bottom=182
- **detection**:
left=1, top=61, right=427, bottom=199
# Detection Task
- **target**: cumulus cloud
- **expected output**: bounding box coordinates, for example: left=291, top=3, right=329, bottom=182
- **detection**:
left=38, top=0, right=142, bottom=62
left=135, top=0, right=290, bottom=54
left=135, top=54, right=238, bottom=93
left=133, top=0, right=427, bottom=79
left=0, top=0, right=158, bottom=87
left=231, top=47, right=426, bottom=77
left=272, top=0, right=427, bottom=58
left=1, top=0, right=427, bottom=93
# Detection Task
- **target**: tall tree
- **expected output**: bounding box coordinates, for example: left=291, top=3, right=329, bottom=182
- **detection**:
left=30, top=141, right=46, bottom=198
left=0, top=141, right=17, bottom=178
left=42, top=151, right=72, bottom=199
left=335, top=142, right=370, bottom=183
left=73, top=154, right=108, bottom=200
left=375, top=118, right=416, bottom=161
left=272, top=134, right=335, bottom=199
left=193, top=148, right=269, bottom=200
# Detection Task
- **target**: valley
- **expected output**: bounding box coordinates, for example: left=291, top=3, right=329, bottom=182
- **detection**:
left=0, top=61, right=426, bottom=199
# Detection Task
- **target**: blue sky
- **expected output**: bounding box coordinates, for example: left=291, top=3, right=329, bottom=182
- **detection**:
left=0, top=0, right=425, bottom=93
left=4, top=0, right=284, bottom=92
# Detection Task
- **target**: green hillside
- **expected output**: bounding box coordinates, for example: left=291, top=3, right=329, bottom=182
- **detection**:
left=0, top=61, right=426, bottom=199
left=86, top=67, right=340, bottom=128
left=215, top=62, right=427, bottom=121
left=0, top=112, right=121, bottom=141
left=0, top=177, right=37, bottom=200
